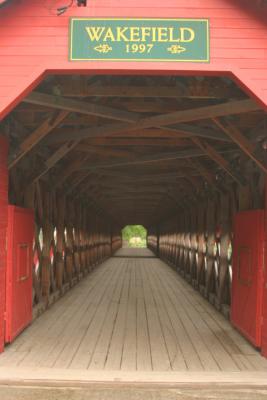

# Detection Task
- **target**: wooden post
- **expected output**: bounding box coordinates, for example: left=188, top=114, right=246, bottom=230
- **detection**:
left=24, top=183, right=42, bottom=304
left=79, top=204, right=87, bottom=273
left=196, top=203, right=205, bottom=287
left=73, top=202, right=82, bottom=276
left=217, top=192, right=230, bottom=309
left=179, top=214, right=186, bottom=275
left=205, top=197, right=216, bottom=298
left=65, top=200, right=75, bottom=282
left=41, top=190, right=54, bottom=302
left=55, top=193, right=66, bottom=291
left=190, top=207, right=197, bottom=284
left=184, top=211, right=191, bottom=281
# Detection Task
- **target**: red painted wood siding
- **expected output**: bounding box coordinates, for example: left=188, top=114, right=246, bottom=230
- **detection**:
left=0, top=137, right=8, bottom=352
left=0, top=0, right=267, bottom=119
left=263, top=181, right=267, bottom=358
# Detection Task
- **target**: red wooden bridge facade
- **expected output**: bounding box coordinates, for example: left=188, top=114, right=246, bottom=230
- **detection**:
left=0, top=0, right=267, bottom=385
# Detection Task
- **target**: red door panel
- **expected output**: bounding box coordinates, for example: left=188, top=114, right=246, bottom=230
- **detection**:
left=262, top=205, right=267, bottom=357
left=5, top=206, right=34, bottom=343
left=262, top=270, right=267, bottom=357
left=231, top=210, right=264, bottom=348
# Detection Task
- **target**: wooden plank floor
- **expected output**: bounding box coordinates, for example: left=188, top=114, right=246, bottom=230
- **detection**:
left=1, top=248, right=267, bottom=379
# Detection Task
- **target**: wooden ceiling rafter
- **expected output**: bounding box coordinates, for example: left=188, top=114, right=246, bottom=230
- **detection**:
left=63, top=171, right=93, bottom=195
left=192, top=138, right=246, bottom=186
left=186, top=158, right=218, bottom=190
left=46, top=98, right=259, bottom=143
left=30, top=141, right=77, bottom=183
left=73, top=144, right=138, bottom=159
left=53, top=154, right=91, bottom=188
left=61, top=163, right=217, bottom=201
left=52, top=84, right=243, bottom=99
left=213, top=117, right=267, bottom=175
left=8, top=110, right=69, bottom=169
left=77, top=147, right=236, bottom=172
left=75, top=137, right=190, bottom=147
left=24, top=91, right=141, bottom=123
left=16, top=93, right=258, bottom=187
left=6, top=74, right=266, bottom=227
left=52, top=145, right=142, bottom=189
left=162, top=123, right=230, bottom=143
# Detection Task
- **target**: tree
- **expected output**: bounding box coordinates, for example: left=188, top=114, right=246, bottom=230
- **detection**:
left=122, top=225, right=147, bottom=247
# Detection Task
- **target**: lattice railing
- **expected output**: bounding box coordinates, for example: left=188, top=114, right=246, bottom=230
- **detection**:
left=148, top=179, right=265, bottom=316
left=16, top=182, right=123, bottom=315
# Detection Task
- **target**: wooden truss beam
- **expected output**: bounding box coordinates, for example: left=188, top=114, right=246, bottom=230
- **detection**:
left=79, top=148, right=236, bottom=171
left=191, top=137, right=246, bottom=185
left=48, top=124, right=229, bottom=144
left=48, top=127, right=225, bottom=141
left=23, top=91, right=140, bottom=123
left=164, top=123, right=230, bottom=142
left=22, top=97, right=259, bottom=185
left=104, top=195, right=164, bottom=201
left=54, top=146, right=136, bottom=187
left=103, top=189, right=166, bottom=194
left=8, top=110, right=69, bottom=169
left=75, top=138, right=189, bottom=147
left=68, top=173, right=199, bottom=192
left=54, top=155, right=90, bottom=188
left=91, top=172, right=199, bottom=182
left=31, top=141, right=77, bottom=183
left=56, top=84, right=242, bottom=99
left=48, top=99, right=259, bottom=143
left=213, top=117, right=267, bottom=175
left=73, top=144, right=136, bottom=159
left=64, top=171, right=200, bottom=197
left=186, top=158, right=219, bottom=190
left=140, top=99, right=260, bottom=129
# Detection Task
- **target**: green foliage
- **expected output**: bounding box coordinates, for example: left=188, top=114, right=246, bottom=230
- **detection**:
left=122, top=225, right=147, bottom=248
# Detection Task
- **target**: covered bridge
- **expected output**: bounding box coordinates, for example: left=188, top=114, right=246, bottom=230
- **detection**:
left=0, top=0, right=267, bottom=388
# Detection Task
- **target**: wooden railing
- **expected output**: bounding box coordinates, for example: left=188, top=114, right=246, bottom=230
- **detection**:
left=148, top=179, right=265, bottom=317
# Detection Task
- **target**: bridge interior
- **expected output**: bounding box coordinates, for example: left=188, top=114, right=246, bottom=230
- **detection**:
left=1, top=73, right=267, bottom=383
left=6, top=74, right=265, bottom=228
left=0, top=248, right=267, bottom=382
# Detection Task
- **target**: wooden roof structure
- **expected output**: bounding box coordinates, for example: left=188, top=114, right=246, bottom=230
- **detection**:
left=3, top=74, right=266, bottom=228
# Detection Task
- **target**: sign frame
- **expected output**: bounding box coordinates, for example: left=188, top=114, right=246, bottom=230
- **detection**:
left=69, top=17, right=210, bottom=63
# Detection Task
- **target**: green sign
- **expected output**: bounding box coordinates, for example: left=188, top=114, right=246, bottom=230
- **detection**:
left=70, top=18, right=209, bottom=62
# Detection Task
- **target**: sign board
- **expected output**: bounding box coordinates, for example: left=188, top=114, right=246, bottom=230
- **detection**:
left=70, top=18, right=209, bottom=62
